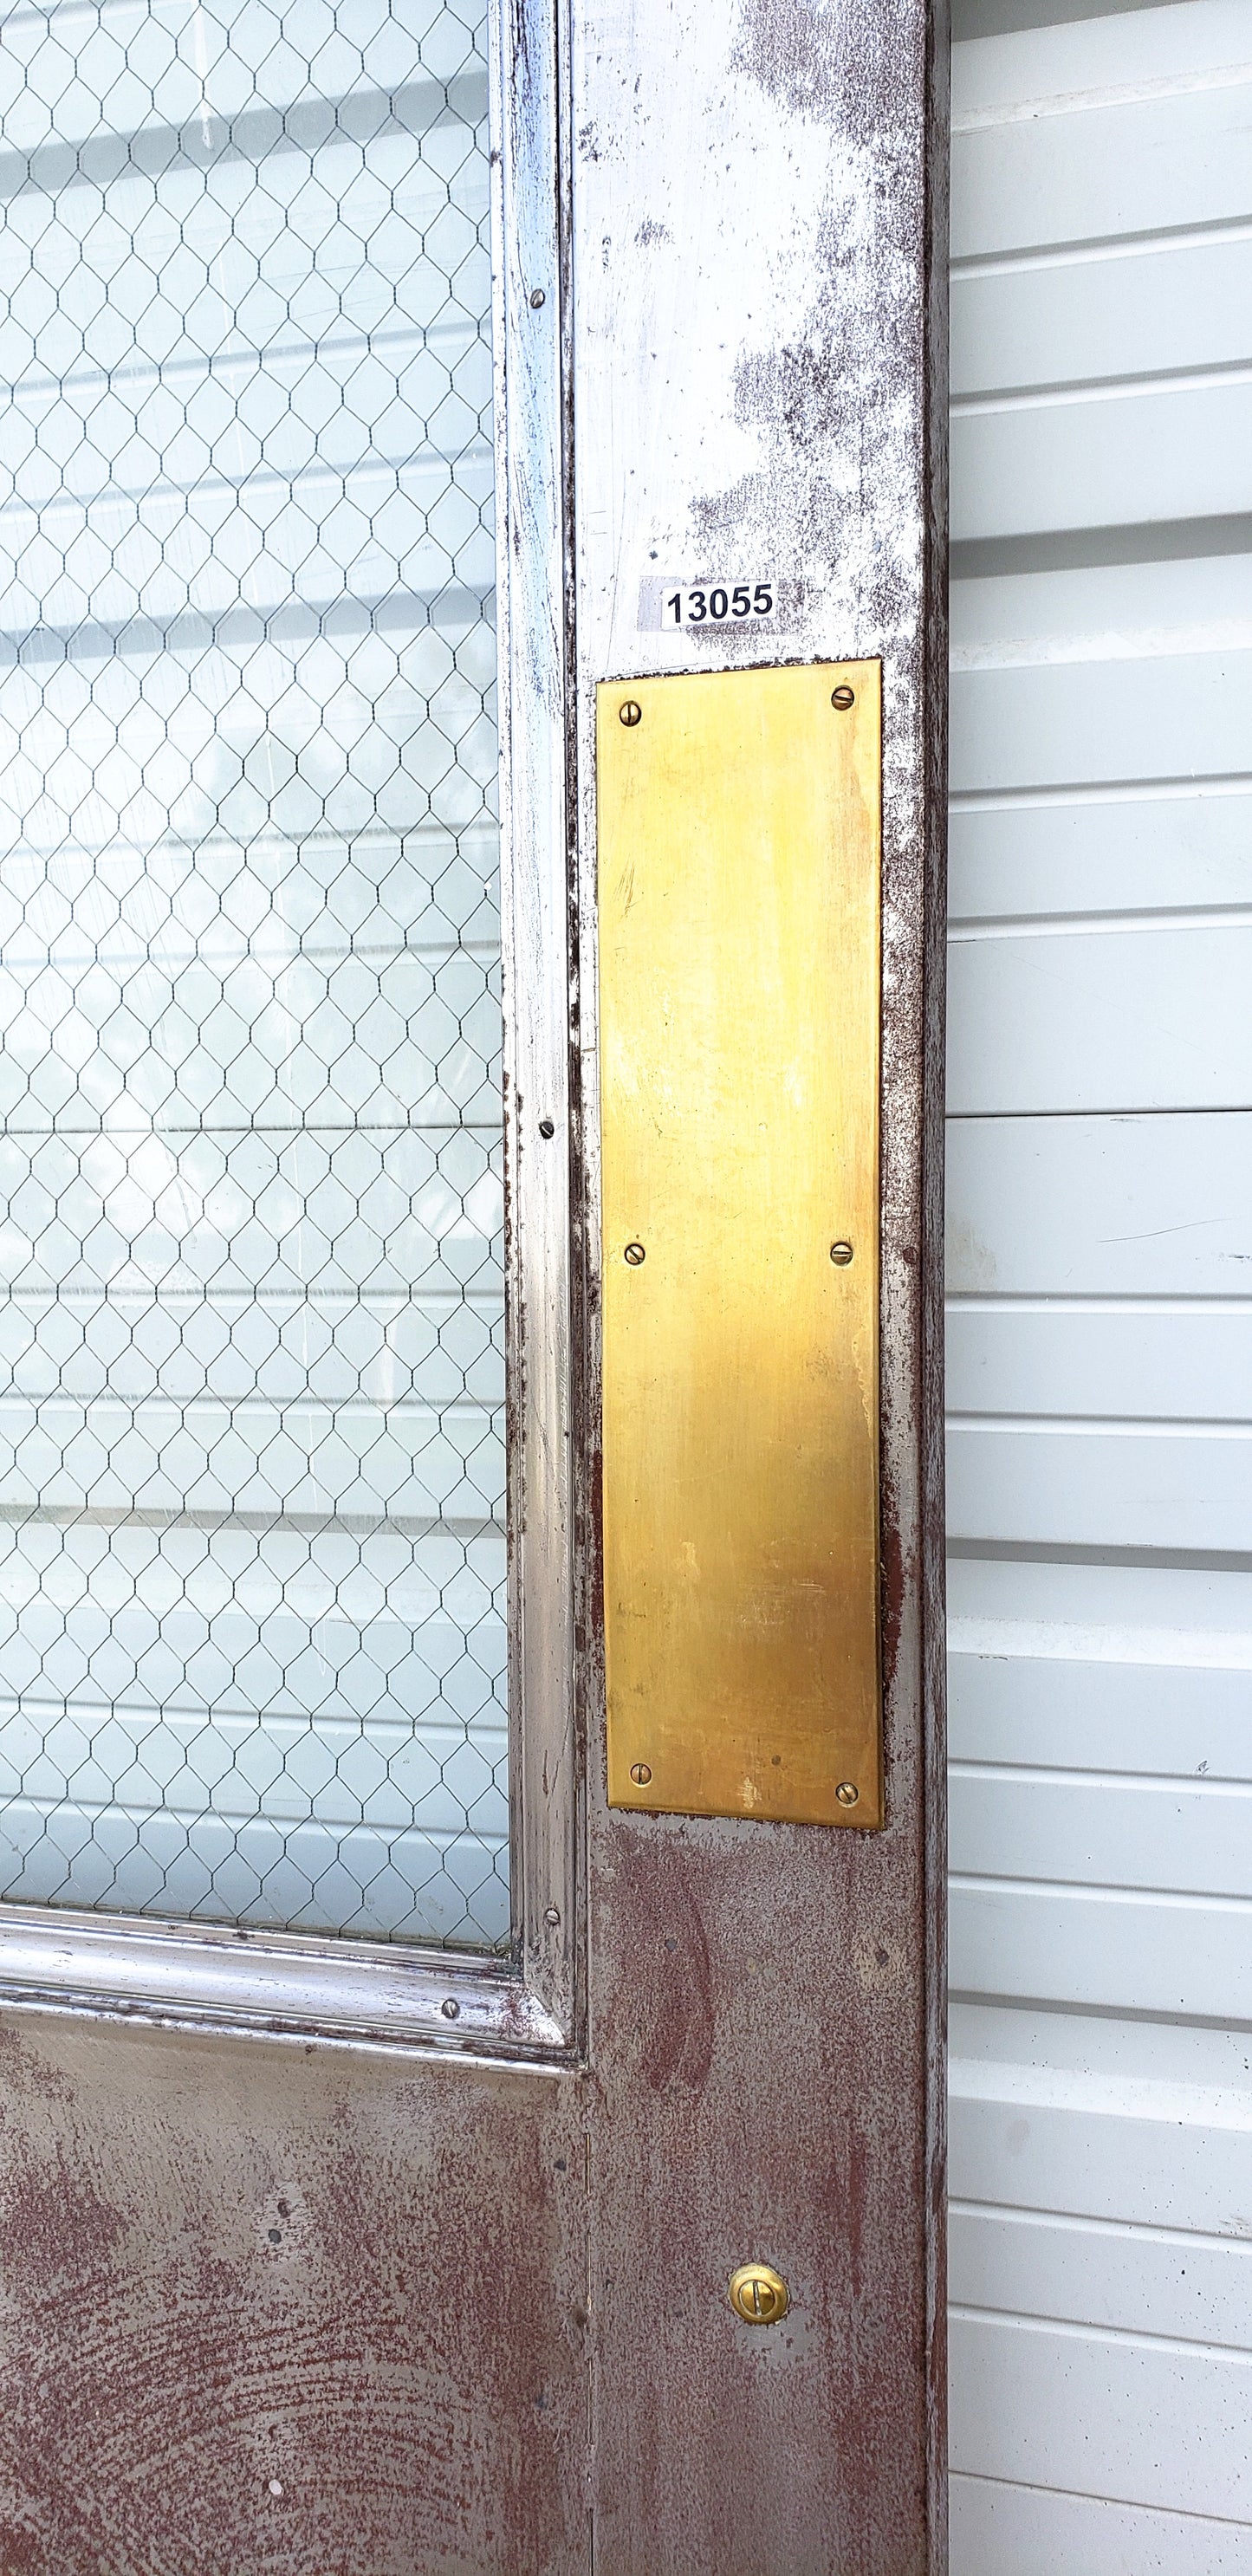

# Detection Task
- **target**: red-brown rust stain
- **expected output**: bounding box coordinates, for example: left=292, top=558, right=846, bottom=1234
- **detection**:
left=0, top=2017, right=588, bottom=2576
left=0, top=2138, right=129, bottom=2301
left=0, top=2021, right=74, bottom=2109
left=0, top=2520, right=46, bottom=2575
left=879, top=1450, right=911, bottom=1709
left=624, top=1838, right=714, bottom=2098
left=589, top=1802, right=934, bottom=2571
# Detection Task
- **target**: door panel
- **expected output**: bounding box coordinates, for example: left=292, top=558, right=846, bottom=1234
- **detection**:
left=952, top=386, right=1252, bottom=545
left=0, top=2013, right=586, bottom=2576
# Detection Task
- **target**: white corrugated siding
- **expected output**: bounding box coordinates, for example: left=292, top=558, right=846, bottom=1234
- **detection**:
left=947, top=1, right=1252, bottom=2566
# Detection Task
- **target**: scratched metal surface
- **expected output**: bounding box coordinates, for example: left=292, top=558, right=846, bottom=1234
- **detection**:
left=0, top=2012, right=589, bottom=2575
left=0, top=0, right=947, bottom=2565
left=573, top=0, right=950, bottom=2566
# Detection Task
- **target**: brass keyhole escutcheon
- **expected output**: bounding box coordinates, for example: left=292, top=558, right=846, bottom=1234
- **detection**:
left=728, top=2262, right=790, bottom=2325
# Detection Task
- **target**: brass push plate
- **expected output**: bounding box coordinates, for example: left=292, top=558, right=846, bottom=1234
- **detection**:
left=598, top=662, right=882, bottom=1828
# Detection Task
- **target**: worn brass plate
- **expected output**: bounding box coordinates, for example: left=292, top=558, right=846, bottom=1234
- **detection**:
left=598, top=662, right=882, bottom=1828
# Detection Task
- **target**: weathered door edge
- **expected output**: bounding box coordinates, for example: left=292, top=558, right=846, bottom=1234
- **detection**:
left=923, top=6, right=952, bottom=2564
left=570, top=0, right=950, bottom=2560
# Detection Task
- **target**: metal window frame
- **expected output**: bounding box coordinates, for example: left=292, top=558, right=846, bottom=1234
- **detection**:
left=0, top=0, right=580, bottom=2065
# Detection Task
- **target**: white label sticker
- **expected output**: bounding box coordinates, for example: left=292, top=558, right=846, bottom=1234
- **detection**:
left=638, top=576, right=779, bottom=632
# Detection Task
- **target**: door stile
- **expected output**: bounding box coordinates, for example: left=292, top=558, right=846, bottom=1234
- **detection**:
left=492, top=0, right=581, bottom=2040
left=571, top=0, right=950, bottom=2563
left=922, top=2, right=953, bottom=2555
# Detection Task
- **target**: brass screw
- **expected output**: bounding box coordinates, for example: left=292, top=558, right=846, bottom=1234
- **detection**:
left=830, top=684, right=855, bottom=711
left=441, top=1995, right=461, bottom=2019
left=835, top=1781, right=859, bottom=1807
left=624, top=1241, right=645, bottom=1265
left=630, top=1762, right=652, bottom=1786
left=728, top=2262, right=790, bottom=2324
left=830, top=1240, right=853, bottom=1265
left=619, top=700, right=642, bottom=727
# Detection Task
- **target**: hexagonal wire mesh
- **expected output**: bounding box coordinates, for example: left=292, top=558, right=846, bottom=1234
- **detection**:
left=0, top=0, right=511, bottom=1947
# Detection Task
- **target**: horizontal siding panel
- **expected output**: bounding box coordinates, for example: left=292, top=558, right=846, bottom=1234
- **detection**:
left=950, top=1651, right=1252, bottom=1780
left=947, top=1420, right=1252, bottom=1553
left=954, top=0, right=1252, bottom=110
left=951, top=1771, right=1252, bottom=1901
left=949, top=789, right=1252, bottom=926
left=951, top=2470, right=1252, bottom=2574
left=950, top=1879, right=1252, bottom=2021
left=950, top=2045, right=1252, bottom=2235
left=952, top=237, right=1252, bottom=398
left=948, top=2029, right=1252, bottom=2235
left=948, top=923, right=1252, bottom=1114
left=951, top=80, right=1252, bottom=262
left=946, top=1113, right=1252, bottom=1298
left=947, top=1549, right=1252, bottom=1667
left=951, top=2204, right=1252, bottom=2346
left=951, top=548, right=1252, bottom=670
left=948, top=1309, right=1252, bottom=1423
left=951, top=651, right=1252, bottom=797
left=950, top=2311, right=1252, bottom=2517
left=951, top=381, right=1252, bottom=545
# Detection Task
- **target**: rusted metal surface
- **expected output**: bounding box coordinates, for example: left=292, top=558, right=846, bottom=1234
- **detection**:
left=573, top=0, right=949, bottom=2563
left=0, top=2014, right=588, bottom=2575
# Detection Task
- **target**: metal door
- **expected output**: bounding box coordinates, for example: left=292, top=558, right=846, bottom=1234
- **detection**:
left=0, top=1, right=948, bottom=2568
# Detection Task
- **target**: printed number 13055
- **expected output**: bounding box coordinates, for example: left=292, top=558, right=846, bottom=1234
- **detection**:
left=665, top=581, right=775, bottom=626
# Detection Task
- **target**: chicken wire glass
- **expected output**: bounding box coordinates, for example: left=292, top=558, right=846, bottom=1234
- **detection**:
left=0, top=0, right=509, bottom=1948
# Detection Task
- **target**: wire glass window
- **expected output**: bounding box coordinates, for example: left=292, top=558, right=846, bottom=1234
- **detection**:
left=0, top=0, right=509, bottom=1949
